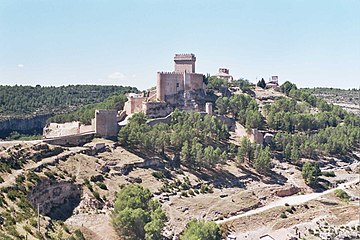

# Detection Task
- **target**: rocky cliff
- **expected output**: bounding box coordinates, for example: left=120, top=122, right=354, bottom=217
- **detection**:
left=0, top=114, right=52, bottom=138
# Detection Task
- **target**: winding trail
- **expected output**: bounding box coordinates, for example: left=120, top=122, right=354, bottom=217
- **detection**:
left=216, top=176, right=359, bottom=224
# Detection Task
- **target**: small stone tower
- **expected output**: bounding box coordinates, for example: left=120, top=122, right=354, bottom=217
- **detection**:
left=174, top=53, right=196, bottom=73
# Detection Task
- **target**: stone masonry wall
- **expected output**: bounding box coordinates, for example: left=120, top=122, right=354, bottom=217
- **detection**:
left=94, top=110, right=118, bottom=138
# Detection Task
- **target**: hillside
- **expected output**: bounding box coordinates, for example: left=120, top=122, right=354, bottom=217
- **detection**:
left=0, top=82, right=359, bottom=240
left=0, top=85, right=137, bottom=139
left=0, top=85, right=137, bottom=120
left=303, top=87, right=360, bottom=116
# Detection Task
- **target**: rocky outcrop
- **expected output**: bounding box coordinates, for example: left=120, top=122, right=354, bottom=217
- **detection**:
left=274, top=185, right=300, bottom=197
left=0, top=114, right=52, bottom=138
left=27, top=180, right=81, bottom=221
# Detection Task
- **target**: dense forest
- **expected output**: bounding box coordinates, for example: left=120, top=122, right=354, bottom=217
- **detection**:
left=48, top=93, right=129, bottom=125
left=0, top=85, right=137, bottom=119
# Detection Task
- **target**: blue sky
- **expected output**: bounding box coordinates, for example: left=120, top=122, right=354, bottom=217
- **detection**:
left=0, top=0, right=359, bottom=90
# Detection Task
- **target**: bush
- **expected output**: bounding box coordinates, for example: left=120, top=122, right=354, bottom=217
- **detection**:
left=180, top=220, right=221, bottom=240
left=23, top=225, right=32, bottom=234
left=181, top=191, right=188, bottom=197
left=322, top=171, right=335, bottom=177
left=285, top=207, right=293, bottom=214
left=44, top=171, right=56, bottom=180
left=152, top=171, right=165, bottom=179
left=26, top=171, right=41, bottom=183
left=188, top=189, right=195, bottom=196
left=280, top=212, right=287, bottom=218
left=96, top=182, right=107, bottom=190
left=92, top=191, right=102, bottom=201
left=334, top=189, right=350, bottom=200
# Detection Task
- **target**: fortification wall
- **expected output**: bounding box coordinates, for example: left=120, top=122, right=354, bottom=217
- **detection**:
left=124, top=96, right=147, bottom=115
left=156, top=72, right=184, bottom=101
left=142, top=101, right=172, bottom=119
left=184, top=73, right=204, bottom=91
left=95, top=110, right=118, bottom=138
left=43, top=132, right=94, bottom=146
left=44, top=122, right=81, bottom=138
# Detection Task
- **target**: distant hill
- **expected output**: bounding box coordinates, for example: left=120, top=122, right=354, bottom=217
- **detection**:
left=0, top=85, right=137, bottom=120
left=303, top=87, right=360, bottom=116
left=0, top=85, right=137, bottom=138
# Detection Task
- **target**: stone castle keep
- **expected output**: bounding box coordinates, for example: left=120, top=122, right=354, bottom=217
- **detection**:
left=124, top=53, right=206, bottom=117
left=156, top=54, right=204, bottom=103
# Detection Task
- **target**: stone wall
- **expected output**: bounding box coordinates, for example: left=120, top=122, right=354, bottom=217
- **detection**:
left=94, top=110, right=118, bottom=138
left=43, top=122, right=80, bottom=138
left=124, top=96, right=148, bottom=115
left=142, top=101, right=172, bottom=119
left=184, top=73, right=204, bottom=91
left=43, top=121, right=95, bottom=139
left=156, top=72, right=184, bottom=101
left=43, top=132, right=95, bottom=146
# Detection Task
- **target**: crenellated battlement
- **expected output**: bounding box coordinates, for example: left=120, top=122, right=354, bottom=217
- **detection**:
left=157, top=71, right=183, bottom=75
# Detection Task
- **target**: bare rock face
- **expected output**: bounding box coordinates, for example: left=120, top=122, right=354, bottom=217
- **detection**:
left=274, top=185, right=300, bottom=197
left=0, top=114, right=52, bottom=138
left=74, top=193, right=106, bottom=214
left=27, top=180, right=81, bottom=220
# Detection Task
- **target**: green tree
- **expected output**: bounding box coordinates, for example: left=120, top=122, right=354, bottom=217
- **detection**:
left=257, top=78, right=266, bottom=89
left=180, top=220, right=222, bottom=240
left=301, top=162, right=320, bottom=186
left=112, top=185, right=167, bottom=240
left=280, top=81, right=297, bottom=95
left=253, top=146, right=272, bottom=173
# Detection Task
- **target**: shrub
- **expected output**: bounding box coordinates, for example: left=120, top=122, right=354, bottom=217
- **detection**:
left=0, top=175, right=4, bottom=183
left=285, top=207, right=293, bottom=214
left=44, top=171, right=56, bottom=180
left=92, top=191, right=102, bottom=201
left=280, top=212, right=287, bottom=218
left=322, top=171, right=335, bottom=177
left=188, top=189, right=195, bottom=196
left=96, top=182, right=107, bottom=190
left=15, top=175, right=25, bottom=184
left=23, top=225, right=32, bottom=234
left=26, top=171, right=41, bottom=183
left=334, top=189, right=350, bottom=200
left=181, top=191, right=188, bottom=197
left=29, top=218, right=37, bottom=227
left=152, top=171, right=165, bottom=179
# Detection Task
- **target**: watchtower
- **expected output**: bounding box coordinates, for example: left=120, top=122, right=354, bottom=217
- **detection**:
left=174, top=53, right=196, bottom=73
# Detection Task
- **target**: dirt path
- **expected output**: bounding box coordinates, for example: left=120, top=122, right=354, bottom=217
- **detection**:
left=216, top=176, right=359, bottom=224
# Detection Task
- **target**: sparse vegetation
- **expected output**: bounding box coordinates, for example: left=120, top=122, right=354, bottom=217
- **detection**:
left=334, top=189, right=350, bottom=201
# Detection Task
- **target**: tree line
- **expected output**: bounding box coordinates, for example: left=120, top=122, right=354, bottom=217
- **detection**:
left=118, top=110, right=231, bottom=169
left=48, top=93, right=128, bottom=125
left=0, top=85, right=136, bottom=119
left=215, top=94, right=264, bottom=130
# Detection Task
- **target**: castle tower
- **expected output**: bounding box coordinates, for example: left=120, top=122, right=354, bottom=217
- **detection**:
left=174, top=53, right=196, bottom=73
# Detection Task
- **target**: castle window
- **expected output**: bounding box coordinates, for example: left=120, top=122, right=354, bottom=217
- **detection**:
left=176, top=83, right=179, bottom=88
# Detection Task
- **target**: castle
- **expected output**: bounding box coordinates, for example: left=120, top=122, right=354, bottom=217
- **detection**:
left=124, top=53, right=206, bottom=117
